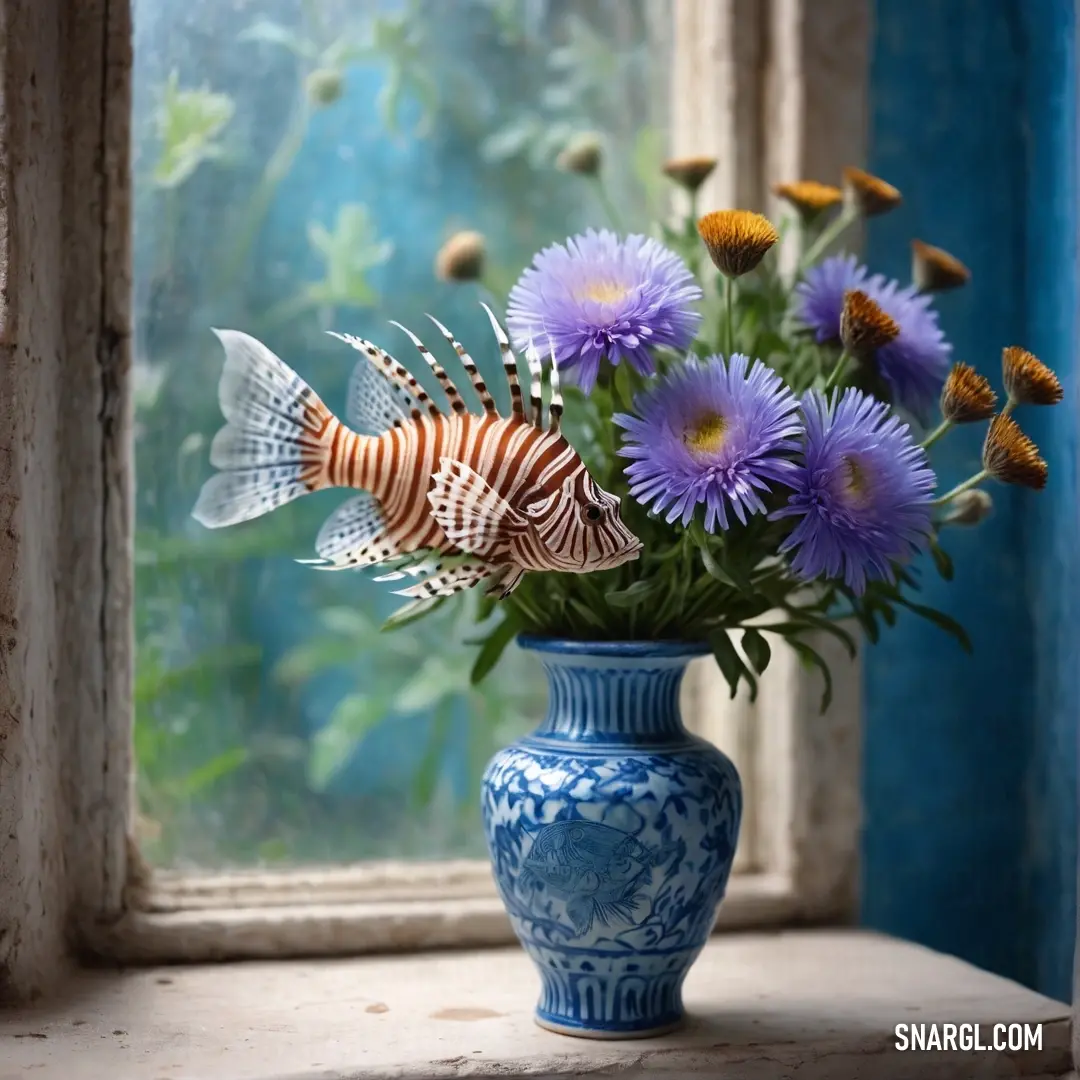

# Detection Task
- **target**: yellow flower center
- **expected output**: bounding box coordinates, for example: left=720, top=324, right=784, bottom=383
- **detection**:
left=841, top=455, right=871, bottom=504
left=578, top=280, right=630, bottom=304
left=684, top=412, right=727, bottom=457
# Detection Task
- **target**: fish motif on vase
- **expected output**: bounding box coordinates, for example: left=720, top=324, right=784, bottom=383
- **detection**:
left=519, top=820, right=682, bottom=937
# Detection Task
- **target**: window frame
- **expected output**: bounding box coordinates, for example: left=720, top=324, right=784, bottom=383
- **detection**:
left=0, top=0, right=869, bottom=990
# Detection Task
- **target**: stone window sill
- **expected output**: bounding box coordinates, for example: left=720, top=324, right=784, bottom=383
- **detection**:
left=0, top=930, right=1071, bottom=1080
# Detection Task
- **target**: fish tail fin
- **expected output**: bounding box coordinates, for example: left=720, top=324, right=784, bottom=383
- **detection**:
left=193, top=329, right=366, bottom=529
left=565, top=895, right=595, bottom=937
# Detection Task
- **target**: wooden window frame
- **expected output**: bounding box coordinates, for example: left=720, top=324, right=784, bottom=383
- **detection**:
left=0, top=0, right=868, bottom=997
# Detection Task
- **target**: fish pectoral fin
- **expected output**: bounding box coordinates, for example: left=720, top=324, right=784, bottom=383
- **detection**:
left=565, top=895, right=595, bottom=936
left=313, top=493, right=391, bottom=562
left=301, top=493, right=411, bottom=571
left=371, top=554, right=444, bottom=582
left=390, top=559, right=494, bottom=600
left=381, top=562, right=493, bottom=623
left=484, top=565, right=527, bottom=599
left=428, top=458, right=529, bottom=554
left=594, top=894, right=647, bottom=927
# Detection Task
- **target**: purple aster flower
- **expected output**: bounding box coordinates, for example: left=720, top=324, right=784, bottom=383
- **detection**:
left=506, top=229, right=702, bottom=394
left=772, top=388, right=936, bottom=595
left=613, top=354, right=803, bottom=532
left=794, top=253, right=952, bottom=416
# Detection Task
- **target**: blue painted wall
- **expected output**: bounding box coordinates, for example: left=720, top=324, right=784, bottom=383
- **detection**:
left=862, top=0, right=1078, bottom=1001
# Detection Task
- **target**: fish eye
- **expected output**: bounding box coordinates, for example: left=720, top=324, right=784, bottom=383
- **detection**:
left=582, top=502, right=603, bottom=524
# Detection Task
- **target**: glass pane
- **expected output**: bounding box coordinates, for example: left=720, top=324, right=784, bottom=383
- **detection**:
left=132, top=0, right=673, bottom=869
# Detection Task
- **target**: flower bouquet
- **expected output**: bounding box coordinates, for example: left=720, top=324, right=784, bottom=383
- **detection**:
left=465, top=156, right=1062, bottom=1038
left=435, top=159, right=1062, bottom=706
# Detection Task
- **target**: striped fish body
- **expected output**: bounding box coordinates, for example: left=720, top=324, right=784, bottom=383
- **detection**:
left=337, top=412, right=623, bottom=572
left=192, top=307, right=643, bottom=611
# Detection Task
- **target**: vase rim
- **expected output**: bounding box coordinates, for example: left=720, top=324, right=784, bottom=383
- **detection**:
left=516, top=635, right=710, bottom=659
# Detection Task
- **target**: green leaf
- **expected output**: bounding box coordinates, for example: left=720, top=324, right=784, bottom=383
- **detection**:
left=708, top=630, right=756, bottom=702
left=381, top=595, right=447, bottom=631
left=177, top=746, right=249, bottom=797
left=894, top=598, right=972, bottom=652
left=692, top=529, right=739, bottom=589
left=896, top=565, right=922, bottom=591
left=660, top=222, right=682, bottom=246
left=307, top=693, right=390, bottom=791
left=810, top=614, right=859, bottom=658
left=930, top=537, right=954, bottom=581
left=152, top=72, right=236, bottom=189
left=632, top=124, right=666, bottom=218
left=474, top=590, right=498, bottom=625
left=238, top=19, right=319, bottom=57
left=847, top=601, right=880, bottom=644
left=320, top=35, right=369, bottom=70
left=412, top=702, right=453, bottom=808
left=769, top=615, right=858, bottom=660
left=134, top=643, right=262, bottom=705
left=318, top=606, right=378, bottom=638
left=480, top=117, right=539, bottom=162
left=741, top=628, right=772, bottom=676
left=273, top=638, right=359, bottom=685
left=567, top=598, right=605, bottom=630
left=395, top=656, right=468, bottom=714
left=471, top=611, right=522, bottom=686
left=605, top=580, right=656, bottom=609
left=788, top=639, right=834, bottom=713
left=612, top=360, right=635, bottom=412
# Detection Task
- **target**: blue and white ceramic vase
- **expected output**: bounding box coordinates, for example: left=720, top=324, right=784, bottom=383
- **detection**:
left=481, top=637, right=742, bottom=1039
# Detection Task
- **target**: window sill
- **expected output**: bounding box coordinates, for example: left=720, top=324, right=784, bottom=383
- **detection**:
left=0, top=930, right=1070, bottom=1080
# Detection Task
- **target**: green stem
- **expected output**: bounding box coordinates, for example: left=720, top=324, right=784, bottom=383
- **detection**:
left=592, top=174, right=624, bottom=233
left=476, top=281, right=506, bottom=324
left=931, top=469, right=990, bottom=506
left=800, top=205, right=857, bottom=270
left=822, top=350, right=852, bottom=394
left=218, top=92, right=312, bottom=291
left=681, top=580, right=726, bottom=628
left=256, top=291, right=315, bottom=330
left=159, top=187, right=180, bottom=279
left=688, top=192, right=702, bottom=277
left=724, top=275, right=735, bottom=357
left=301, top=0, right=323, bottom=36
left=920, top=418, right=953, bottom=449
left=510, top=591, right=546, bottom=629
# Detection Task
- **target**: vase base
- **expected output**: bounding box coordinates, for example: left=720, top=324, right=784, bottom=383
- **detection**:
left=534, top=1011, right=684, bottom=1040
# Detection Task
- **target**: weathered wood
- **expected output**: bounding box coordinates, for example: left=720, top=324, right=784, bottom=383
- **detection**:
left=60, top=0, right=134, bottom=942
left=763, top=0, right=871, bottom=273
left=762, top=0, right=871, bottom=205
left=756, top=0, right=869, bottom=923
left=670, top=0, right=765, bottom=214
left=0, top=0, right=132, bottom=1003
left=671, top=0, right=868, bottom=925
left=88, top=870, right=799, bottom=964
left=0, top=0, right=74, bottom=1005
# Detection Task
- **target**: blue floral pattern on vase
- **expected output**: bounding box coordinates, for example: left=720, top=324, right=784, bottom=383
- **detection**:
left=481, top=638, right=742, bottom=1039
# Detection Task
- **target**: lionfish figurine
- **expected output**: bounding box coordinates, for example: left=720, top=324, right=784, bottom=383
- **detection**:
left=192, top=305, right=643, bottom=615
